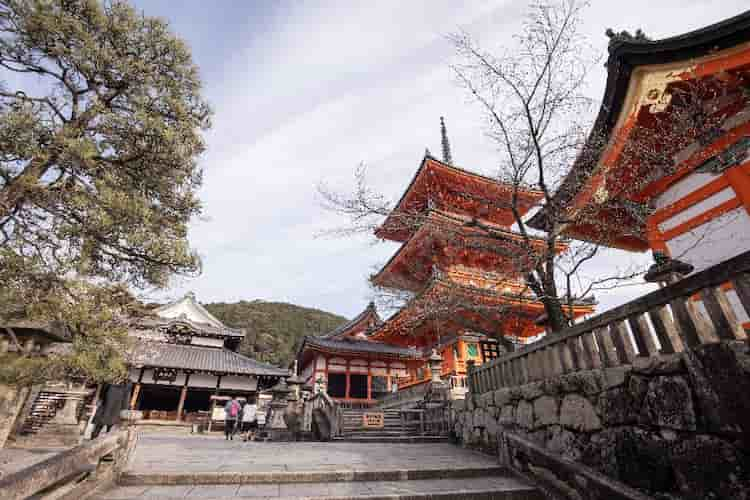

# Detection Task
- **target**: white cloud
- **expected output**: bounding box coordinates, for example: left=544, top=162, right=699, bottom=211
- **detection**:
left=154, top=0, right=749, bottom=319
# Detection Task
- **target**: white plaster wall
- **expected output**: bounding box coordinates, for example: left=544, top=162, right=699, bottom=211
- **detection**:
left=666, top=207, right=750, bottom=274
left=190, top=337, right=224, bottom=348
left=220, top=376, right=257, bottom=391
left=328, top=363, right=346, bottom=373
left=189, top=373, right=218, bottom=388
left=655, top=171, right=722, bottom=210
left=370, top=367, right=388, bottom=376
left=726, top=289, right=750, bottom=324
left=658, top=187, right=735, bottom=232
left=315, top=357, right=327, bottom=370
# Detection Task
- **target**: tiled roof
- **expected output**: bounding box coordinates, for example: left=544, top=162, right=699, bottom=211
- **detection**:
left=321, top=302, right=381, bottom=339
left=137, top=316, right=244, bottom=338
left=130, top=342, right=288, bottom=377
left=302, top=336, right=420, bottom=358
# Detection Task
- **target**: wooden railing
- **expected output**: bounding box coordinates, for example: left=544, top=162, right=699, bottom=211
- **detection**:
left=468, top=250, right=750, bottom=394
left=0, top=429, right=132, bottom=500
left=377, top=378, right=430, bottom=408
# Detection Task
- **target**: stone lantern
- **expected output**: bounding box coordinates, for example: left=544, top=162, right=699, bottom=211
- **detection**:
left=428, top=349, right=444, bottom=384
left=266, top=379, right=293, bottom=440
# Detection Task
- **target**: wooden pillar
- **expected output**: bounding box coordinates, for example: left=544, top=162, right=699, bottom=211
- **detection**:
left=129, top=384, right=141, bottom=410
left=345, top=361, right=351, bottom=400
left=367, top=373, right=372, bottom=401
left=726, top=164, right=750, bottom=215
left=176, top=374, right=191, bottom=421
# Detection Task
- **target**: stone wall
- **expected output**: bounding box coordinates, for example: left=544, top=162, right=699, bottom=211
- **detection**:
left=451, top=341, right=750, bottom=500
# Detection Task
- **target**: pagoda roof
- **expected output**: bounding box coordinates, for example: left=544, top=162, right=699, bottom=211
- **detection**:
left=145, top=292, right=245, bottom=338
left=371, top=209, right=555, bottom=292
left=321, top=302, right=382, bottom=339
left=296, top=335, right=421, bottom=361
left=129, top=341, right=288, bottom=377
left=529, top=11, right=750, bottom=250
left=369, top=269, right=595, bottom=343
left=376, top=155, right=543, bottom=242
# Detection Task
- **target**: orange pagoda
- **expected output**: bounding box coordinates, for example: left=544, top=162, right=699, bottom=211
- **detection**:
left=369, top=131, right=595, bottom=394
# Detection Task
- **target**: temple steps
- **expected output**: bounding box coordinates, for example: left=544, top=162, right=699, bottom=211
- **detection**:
left=111, top=465, right=538, bottom=499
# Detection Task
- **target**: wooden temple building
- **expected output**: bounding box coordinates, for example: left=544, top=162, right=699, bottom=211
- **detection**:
left=529, top=12, right=750, bottom=333
left=127, top=292, right=288, bottom=421
left=298, top=144, right=596, bottom=404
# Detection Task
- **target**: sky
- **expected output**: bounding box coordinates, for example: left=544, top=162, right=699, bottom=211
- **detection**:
left=130, top=0, right=749, bottom=320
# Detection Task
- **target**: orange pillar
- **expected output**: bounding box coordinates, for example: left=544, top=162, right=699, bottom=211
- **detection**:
left=726, top=164, right=750, bottom=215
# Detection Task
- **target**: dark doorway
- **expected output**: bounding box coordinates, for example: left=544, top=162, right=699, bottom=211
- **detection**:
left=182, top=389, right=211, bottom=413
left=138, top=385, right=181, bottom=411
left=328, top=373, right=346, bottom=398
left=349, top=374, right=367, bottom=399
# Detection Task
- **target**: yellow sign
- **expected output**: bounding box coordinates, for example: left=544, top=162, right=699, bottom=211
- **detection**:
left=362, top=412, right=384, bottom=428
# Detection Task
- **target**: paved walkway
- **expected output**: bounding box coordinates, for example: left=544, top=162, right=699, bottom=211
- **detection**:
left=126, top=433, right=500, bottom=475
left=98, top=431, right=541, bottom=499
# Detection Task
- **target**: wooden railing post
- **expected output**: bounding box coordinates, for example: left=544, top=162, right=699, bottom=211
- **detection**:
left=701, top=287, right=747, bottom=340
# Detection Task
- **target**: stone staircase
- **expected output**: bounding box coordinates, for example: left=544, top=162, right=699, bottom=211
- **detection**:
left=97, top=434, right=543, bottom=499
left=334, top=408, right=446, bottom=443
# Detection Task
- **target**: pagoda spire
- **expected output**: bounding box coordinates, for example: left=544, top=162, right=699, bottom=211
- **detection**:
left=440, top=116, right=453, bottom=165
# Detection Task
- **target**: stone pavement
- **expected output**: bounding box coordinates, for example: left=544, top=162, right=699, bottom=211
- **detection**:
left=124, top=433, right=502, bottom=476
left=97, top=431, right=542, bottom=499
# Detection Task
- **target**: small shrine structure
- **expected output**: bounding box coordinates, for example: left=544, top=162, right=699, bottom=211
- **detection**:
left=296, top=303, right=422, bottom=405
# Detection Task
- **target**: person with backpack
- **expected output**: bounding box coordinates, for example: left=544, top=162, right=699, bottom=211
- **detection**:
left=224, top=396, right=240, bottom=440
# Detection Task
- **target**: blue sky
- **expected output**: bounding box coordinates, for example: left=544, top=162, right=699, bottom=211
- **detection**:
left=132, top=1, right=748, bottom=319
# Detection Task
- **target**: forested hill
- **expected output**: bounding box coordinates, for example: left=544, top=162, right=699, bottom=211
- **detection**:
left=203, top=300, right=348, bottom=367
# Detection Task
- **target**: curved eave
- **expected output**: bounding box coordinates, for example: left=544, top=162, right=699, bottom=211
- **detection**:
left=372, top=210, right=556, bottom=292
left=529, top=10, right=750, bottom=232
left=377, top=155, right=544, bottom=242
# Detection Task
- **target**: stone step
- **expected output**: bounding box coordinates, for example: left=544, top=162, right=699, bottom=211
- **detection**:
left=119, top=465, right=505, bottom=486
left=99, top=476, right=542, bottom=499
left=332, top=436, right=450, bottom=444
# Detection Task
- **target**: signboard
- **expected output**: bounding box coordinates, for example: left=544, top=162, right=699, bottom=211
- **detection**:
left=211, top=406, right=225, bottom=421
left=362, top=412, right=384, bottom=428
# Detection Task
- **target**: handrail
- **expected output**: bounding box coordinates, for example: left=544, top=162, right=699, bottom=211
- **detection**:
left=468, top=249, right=750, bottom=394
left=0, top=429, right=129, bottom=500
left=499, top=431, right=654, bottom=500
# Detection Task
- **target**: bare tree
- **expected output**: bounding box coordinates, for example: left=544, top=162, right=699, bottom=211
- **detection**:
left=317, top=1, right=668, bottom=337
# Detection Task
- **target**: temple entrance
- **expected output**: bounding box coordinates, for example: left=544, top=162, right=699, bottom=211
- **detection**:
left=328, top=373, right=346, bottom=398
left=349, top=374, right=367, bottom=399
left=182, top=388, right=212, bottom=413
left=137, top=384, right=181, bottom=419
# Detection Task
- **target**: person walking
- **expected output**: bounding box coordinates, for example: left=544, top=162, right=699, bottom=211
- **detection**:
left=224, top=396, right=240, bottom=440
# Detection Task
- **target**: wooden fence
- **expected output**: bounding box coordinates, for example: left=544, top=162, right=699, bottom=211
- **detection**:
left=468, top=249, right=750, bottom=394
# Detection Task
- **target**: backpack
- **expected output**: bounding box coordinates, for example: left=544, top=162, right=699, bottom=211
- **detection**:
left=230, top=401, right=239, bottom=417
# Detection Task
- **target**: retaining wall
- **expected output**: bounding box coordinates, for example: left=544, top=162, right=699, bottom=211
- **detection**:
left=452, top=341, right=750, bottom=499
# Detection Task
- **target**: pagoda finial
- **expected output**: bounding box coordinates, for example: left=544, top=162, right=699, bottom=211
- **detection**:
left=440, top=116, right=453, bottom=165
left=425, top=147, right=432, bottom=158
